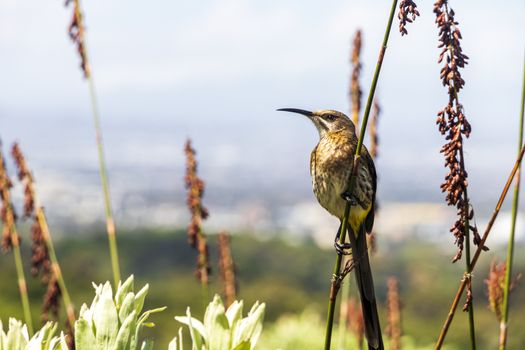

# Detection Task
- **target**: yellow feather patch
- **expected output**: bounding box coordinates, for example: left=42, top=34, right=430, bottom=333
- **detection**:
left=348, top=203, right=371, bottom=235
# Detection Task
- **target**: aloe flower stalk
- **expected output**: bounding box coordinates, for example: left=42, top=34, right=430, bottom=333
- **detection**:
left=0, top=319, right=68, bottom=350
left=174, top=294, right=265, bottom=350
left=74, top=275, right=166, bottom=350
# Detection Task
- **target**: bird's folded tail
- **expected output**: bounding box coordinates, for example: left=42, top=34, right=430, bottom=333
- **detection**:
left=349, top=224, right=384, bottom=350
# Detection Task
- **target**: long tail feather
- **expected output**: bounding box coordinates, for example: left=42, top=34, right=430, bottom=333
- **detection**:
left=349, top=225, right=384, bottom=350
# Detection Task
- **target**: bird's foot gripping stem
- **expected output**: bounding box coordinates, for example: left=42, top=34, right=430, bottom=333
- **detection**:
left=341, top=191, right=358, bottom=206
left=334, top=230, right=352, bottom=256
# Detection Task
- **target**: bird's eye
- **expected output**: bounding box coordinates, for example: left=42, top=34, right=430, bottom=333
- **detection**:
left=323, top=114, right=337, bottom=121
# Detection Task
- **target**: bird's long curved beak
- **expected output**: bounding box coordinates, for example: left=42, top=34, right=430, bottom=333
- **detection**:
left=276, top=108, right=313, bottom=117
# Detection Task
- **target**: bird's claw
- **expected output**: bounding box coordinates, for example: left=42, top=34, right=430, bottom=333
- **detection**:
left=334, top=239, right=352, bottom=256
left=341, top=191, right=358, bottom=206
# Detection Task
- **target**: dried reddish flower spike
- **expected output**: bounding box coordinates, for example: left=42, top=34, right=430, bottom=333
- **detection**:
left=347, top=297, right=364, bottom=349
left=350, top=30, right=363, bottom=129
left=218, top=232, right=237, bottom=307
left=386, top=277, right=402, bottom=350
left=184, top=139, right=211, bottom=285
left=11, top=143, right=62, bottom=321
left=65, top=0, right=90, bottom=78
left=369, top=100, right=381, bottom=160
left=484, top=260, right=521, bottom=321
left=485, top=261, right=505, bottom=321
left=0, top=147, right=17, bottom=252
left=398, top=0, right=420, bottom=36
left=11, top=143, right=35, bottom=218
left=433, top=0, right=485, bottom=261
left=42, top=275, right=61, bottom=322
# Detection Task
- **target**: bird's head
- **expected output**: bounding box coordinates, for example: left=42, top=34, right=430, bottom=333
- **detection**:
left=277, top=108, right=356, bottom=138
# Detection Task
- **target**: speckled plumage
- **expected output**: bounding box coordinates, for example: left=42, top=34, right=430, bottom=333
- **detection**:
left=310, top=119, right=376, bottom=236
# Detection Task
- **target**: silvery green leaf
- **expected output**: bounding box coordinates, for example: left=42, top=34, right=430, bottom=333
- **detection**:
left=133, top=285, right=149, bottom=316
left=27, top=322, right=64, bottom=350
left=168, top=337, right=178, bottom=350
left=232, top=302, right=265, bottom=349
left=137, top=307, right=167, bottom=327
left=140, top=339, right=153, bottom=350
left=90, top=283, right=103, bottom=313
left=118, top=293, right=136, bottom=325
left=58, top=332, right=69, bottom=350
left=174, top=315, right=207, bottom=346
left=77, top=304, right=91, bottom=324
left=175, top=308, right=204, bottom=350
left=114, top=310, right=136, bottom=350
left=116, top=276, right=134, bottom=309
left=178, top=328, right=184, bottom=350
left=6, top=318, right=28, bottom=350
left=75, top=317, right=96, bottom=350
left=0, top=320, right=5, bottom=350
left=93, top=282, right=119, bottom=349
left=48, top=331, right=68, bottom=350
left=203, top=295, right=230, bottom=350
left=231, top=341, right=251, bottom=350
left=225, top=301, right=243, bottom=329
left=131, top=307, right=166, bottom=350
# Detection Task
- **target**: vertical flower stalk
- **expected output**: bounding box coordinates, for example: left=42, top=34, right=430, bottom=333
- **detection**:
left=0, top=143, right=33, bottom=335
left=218, top=231, right=237, bottom=308
left=338, top=29, right=364, bottom=350
left=434, top=1, right=480, bottom=348
left=11, top=143, right=76, bottom=333
left=184, top=140, right=211, bottom=297
left=64, top=0, right=121, bottom=286
left=350, top=30, right=363, bottom=130
left=499, top=54, right=525, bottom=350
left=386, top=277, right=402, bottom=350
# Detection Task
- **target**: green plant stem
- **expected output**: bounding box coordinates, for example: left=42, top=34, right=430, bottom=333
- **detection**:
left=75, top=0, right=121, bottom=286
left=36, top=208, right=76, bottom=330
left=87, top=75, right=121, bottom=287
left=459, top=150, right=477, bottom=350
left=499, top=52, right=525, bottom=350
left=323, top=0, right=397, bottom=349
left=337, top=264, right=350, bottom=350
left=435, top=142, right=525, bottom=349
left=11, top=233, right=34, bottom=336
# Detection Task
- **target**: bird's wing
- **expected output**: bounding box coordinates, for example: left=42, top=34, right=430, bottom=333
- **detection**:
left=362, top=148, right=377, bottom=234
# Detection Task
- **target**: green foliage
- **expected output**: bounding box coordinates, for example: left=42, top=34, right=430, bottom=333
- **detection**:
left=0, top=319, right=68, bottom=350
left=258, top=309, right=456, bottom=350
left=74, top=275, right=166, bottom=350
left=173, top=295, right=265, bottom=350
left=2, top=231, right=525, bottom=348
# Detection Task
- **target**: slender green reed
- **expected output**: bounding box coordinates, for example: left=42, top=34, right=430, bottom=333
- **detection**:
left=68, top=0, right=121, bottom=286
left=11, top=234, right=33, bottom=335
left=87, top=73, right=121, bottom=287
left=323, top=1, right=398, bottom=349
left=336, top=275, right=351, bottom=349
left=499, top=53, right=525, bottom=350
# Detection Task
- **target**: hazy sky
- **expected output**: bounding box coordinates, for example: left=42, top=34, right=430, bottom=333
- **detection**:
left=1, top=0, right=524, bottom=228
